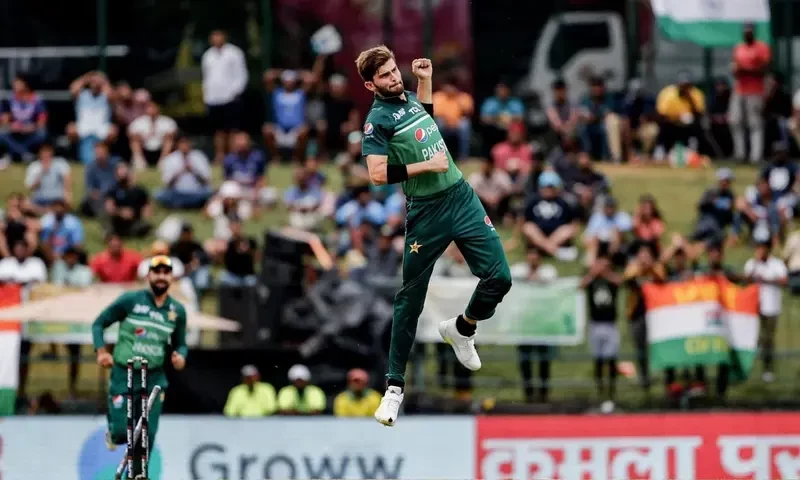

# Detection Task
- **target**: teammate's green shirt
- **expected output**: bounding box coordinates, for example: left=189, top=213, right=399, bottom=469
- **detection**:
left=361, top=90, right=463, bottom=197
left=92, top=289, right=188, bottom=369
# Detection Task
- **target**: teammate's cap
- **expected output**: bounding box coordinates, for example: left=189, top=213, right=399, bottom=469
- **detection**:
left=149, top=255, right=173, bottom=271
left=241, top=364, right=259, bottom=377
left=288, top=364, right=311, bottom=382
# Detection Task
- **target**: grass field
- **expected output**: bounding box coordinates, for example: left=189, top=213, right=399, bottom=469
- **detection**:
left=7, top=160, right=800, bottom=408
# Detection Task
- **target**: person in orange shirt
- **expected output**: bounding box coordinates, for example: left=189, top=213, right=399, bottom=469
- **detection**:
left=432, top=78, right=474, bottom=160
left=89, top=232, right=143, bottom=283
left=729, top=23, right=771, bottom=164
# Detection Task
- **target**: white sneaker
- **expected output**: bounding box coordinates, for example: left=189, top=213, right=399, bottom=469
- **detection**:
left=374, top=386, right=404, bottom=426
left=105, top=430, right=117, bottom=451
left=438, top=317, right=482, bottom=371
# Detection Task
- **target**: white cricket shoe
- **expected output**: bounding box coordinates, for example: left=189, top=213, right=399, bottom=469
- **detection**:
left=374, top=386, right=404, bottom=426
left=438, top=317, right=482, bottom=371
left=105, top=430, right=117, bottom=451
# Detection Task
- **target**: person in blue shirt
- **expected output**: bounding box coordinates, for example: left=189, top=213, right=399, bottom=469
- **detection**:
left=223, top=132, right=277, bottom=207
left=80, top=142, right=120, bottom=217
left=67, top=72, right=118, bottom=165
left=262, top=69, right=310, bottom=161
left=40, top=198, right=85, bottom=262
left=579, top=76, right=617, bottom=161
left=335, top=186, right=387, bottom=254
left=0, top=75, right=48, bottom=163
left=479, top=81, right=526, bottom=152
left=521, top=171, right=580, bottom=260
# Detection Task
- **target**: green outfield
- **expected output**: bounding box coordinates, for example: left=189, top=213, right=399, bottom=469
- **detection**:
left=5, top=161, right=800, bottom=407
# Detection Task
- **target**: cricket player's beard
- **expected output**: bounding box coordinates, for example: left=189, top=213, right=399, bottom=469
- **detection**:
left=375, top=82, right=404, bottom=98
left=150, top=280, right=170, bottom=297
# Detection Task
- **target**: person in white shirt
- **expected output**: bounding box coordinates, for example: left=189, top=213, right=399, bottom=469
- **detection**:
left=25, top=143, right=72, bottom=208
left=203, top=181, right=253, bottom=262
left=155, top=136, right=213, bottom=209
left=128, top=101, right=177, bottom=169
left=0, top=239, right=47, bottom=285
left=66, top=72, right=118, bottom=165
left=202, top=30, right=249, bottom=163
left=743, top=240, right=788, bottom=382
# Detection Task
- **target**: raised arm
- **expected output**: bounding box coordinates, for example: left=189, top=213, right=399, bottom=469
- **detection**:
left=412, top=58, right=433, bottom=104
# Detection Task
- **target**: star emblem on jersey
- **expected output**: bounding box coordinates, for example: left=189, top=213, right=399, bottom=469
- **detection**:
left=414, top=128, right=428, bottom=143
left=168, top=310, right=177, bottom=322
left=363, top=122, right=374, bottom=135
left=409, top=241, right=422, bottom=253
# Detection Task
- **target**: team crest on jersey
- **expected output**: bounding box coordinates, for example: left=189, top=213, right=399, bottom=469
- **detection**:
left=135, top=327, right=147, bottom=338
left=112, top=395, right=124, bottom=408
left=168, top=304, right=177, bottom=322
left=414, top=128, right=428, bottom=143
left=363, top=122, right=374, bottom=135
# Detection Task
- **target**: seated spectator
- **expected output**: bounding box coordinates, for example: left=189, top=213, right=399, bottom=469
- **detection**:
left=335, top=186, right=387, bottom=254
left=171, top=224, right=211, bottom=295
left=583, top=196, right=632, bottom=265
left=90, top=232, right=142, bottom=283
left=547, top=134, right=581, bottom=190
left=509, top=246, right=558, bottom=282
left=479, top=81, right=525, bottom=152
left=690, top=168, right=737, bottom=254
left=284, top=167, right=326, bottom=231
left=759, top=142, right=797, bottom=207
left=24, top=143, right=71, bottom=208
left=204, top=181, right=252, bottom=261
left=661, top=234, right=697, bottom=282
left=221, top=218, right=258, bottom=287
left=320, top=74, right=360, bottom=157
left=364, top=225, right=402, bottom=278
left=277, top=364, right=326, bottom=415
left=137, top=240, right=185, bottom=280
left=578, top=76, right=618, bottom=162
left=80, top=142, right=120, bottom=217
left=223, top=365, right=277, bottom=417
left=0, top=75, right=47, bottom=163
left=333, top=368, right=382, bottom=417
left=737, top=177, right=791, bottom=247
left=491, top=121, right=534, bottom=184
left=39, top=198, right=84, bottom=263
left=223, top=131, right=277, bottom=208
left=620, top=79, right=659, bottom=160
left=546, top=79, right=579, bottom=140
left=762, top=73, right=792, bottom=157
left=105, top=162, right=152, bottom=238
left=67, top=72, right=118, bottom=165
left=570, top=151, right=611, bottom=220
left=709, top=78, right=733, bottom=157
left=0, top=239, right=46, bottom=284
left=655, top=72, right=705, bottom=160
left=335, top=131, right=371, bottom=206
left=632, top=194, right=666, bottom=248
left=112, top=83, right=149, bottom=160
left=468, top=157, right=513, bottom=224
left=0, top=193, right=39, bottom=258
left=520, top=171, right=579, bottom=261
left=128, top=100, right=177, bottom=168
left=50, top=246, right=92, bottom=287
left=432, top=77, right=474, bottom=160
left=383, top=187, right=406, bottom=236
left=156, top=135, right=213, bottom=209
left=263, top=69, right=310, bottom=161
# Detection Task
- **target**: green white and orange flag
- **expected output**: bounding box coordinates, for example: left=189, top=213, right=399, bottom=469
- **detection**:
left=642, top=277, right=759, bottom=380
left=652, top=0, right=771, bottom=47
left=0, top=284, right=22, bottom=416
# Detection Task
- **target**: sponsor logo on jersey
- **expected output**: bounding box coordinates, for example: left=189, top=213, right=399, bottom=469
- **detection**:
left=415, top=128, right=428, bottom=143
left=168, top=310, right=177, bottom=322
left=112, top=395, right=124, bottom=408
left=135, top=327, right=147, bottom=338
left=485, top=215, right=496, bottom=232
left=363, top=122, right=374, bottom=135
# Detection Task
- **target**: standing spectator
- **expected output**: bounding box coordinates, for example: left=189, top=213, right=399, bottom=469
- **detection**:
left=333, top=368, right=382, bottom=417
left=762, top=74, right=792, bottom=155
left=0, top=239, right=46, bottom=284
left=128, top=101, right=177, bottom=169
left=546, top=79, right=579, bottom=140
left=39, top=198, right=84, bottom=263
left=51, top=246, right=92, bottom=288
left=202, top=30, right=248, bottom=163
left=156, top=135, right=213, bottom=209
left=655, top=73, right=705, bottom=160
left=24, top=143, right=71, bottom=207
left=479, top=81, right=525, bottom=152
left=744, top=240, right=788, bottom=383
left=320, top=74, right=360, bottom=157
left=632, top=194, right=666, bottom=248
left=730, top=23, right=771, bottom=164
left=67, top=72, right=117, bottom=165
left=223, top=132, right=277, bottom=209
left=583, top=196, right=632, bottom=265
left=468, top=157, right=513, bottom=223
left=263, top=70, right=310, bottom=161
left=81, top=142, right=120, bottom=217
left=0, top=75, right=47, bottom=164
left=223, top=365, right=277, bottom=418
left=579, top=77, right=619, bottom=162
left=221, top=218, right=258, bottom=287
left=170, top=224, right=211, bottom=295
left=105, top=162, right=152, bottom=237
left=432, top=77, right=474, bottom=160
left=89, top=232, right=142, bottom=283
left=520, top=171, right=579, bottom=260
left=580, top=251, right=622, bottom=408
left=277, top=364, right=326, bottom=415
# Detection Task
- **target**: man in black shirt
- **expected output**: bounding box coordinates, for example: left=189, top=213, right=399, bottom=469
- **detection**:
left=220, top=217, right=258, bottom=287
left=690, top=168, right=737, bottom=254
left=580, top=251, right=622, bottom=403
left=321, top=74, right=360, bottom=156
left=104, top=162, right=152, bottom=237
left=521, top=171, right=579, bottom=260
left=170, top=223, right=211, bottom=294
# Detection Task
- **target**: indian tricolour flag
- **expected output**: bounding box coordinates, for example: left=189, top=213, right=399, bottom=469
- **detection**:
left=719, top=278, right=760, bottom=382
left=652, top=0, right=771, bottom=47
left=0, top=284, right=23, bottom=416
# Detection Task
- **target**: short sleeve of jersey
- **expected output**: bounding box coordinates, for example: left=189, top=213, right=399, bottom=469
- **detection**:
left=361, top=113, right=393, bottom=156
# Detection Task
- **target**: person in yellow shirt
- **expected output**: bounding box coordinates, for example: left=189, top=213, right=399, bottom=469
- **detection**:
left=432, top=78, right=474, bottom=160
left=277, top=364, right=327, bottom=415
left=333, top=368, right=382, bottom=417
left=656, top=72, right=706, bottom=158
left=223, top=365, right=277, bottom=417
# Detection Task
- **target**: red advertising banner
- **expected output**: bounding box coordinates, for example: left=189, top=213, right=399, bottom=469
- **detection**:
left=477, top=413, right=800, bottom=480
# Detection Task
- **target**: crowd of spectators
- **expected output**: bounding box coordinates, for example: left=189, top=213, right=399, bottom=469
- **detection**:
left=3, top=25, right=800, bottom=413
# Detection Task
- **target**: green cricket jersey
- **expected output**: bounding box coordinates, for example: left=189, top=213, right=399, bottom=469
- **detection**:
left=361, top=90, right=463, bottom=197
left=92, top=289, right=188, bottom=369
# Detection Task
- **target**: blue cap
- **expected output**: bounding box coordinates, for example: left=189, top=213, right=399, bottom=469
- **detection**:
left=538, top=171, right=562, bottom=188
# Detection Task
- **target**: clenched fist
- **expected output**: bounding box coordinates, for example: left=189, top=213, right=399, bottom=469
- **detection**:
left=412, top=58, right=432, bottom=80
left=96, top=348, right=113, bottom=368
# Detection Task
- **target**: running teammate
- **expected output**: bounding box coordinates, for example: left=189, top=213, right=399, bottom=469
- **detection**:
left=92, top=255, right=188, bottom=472
left=356, top=46, right=512, bottom=425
